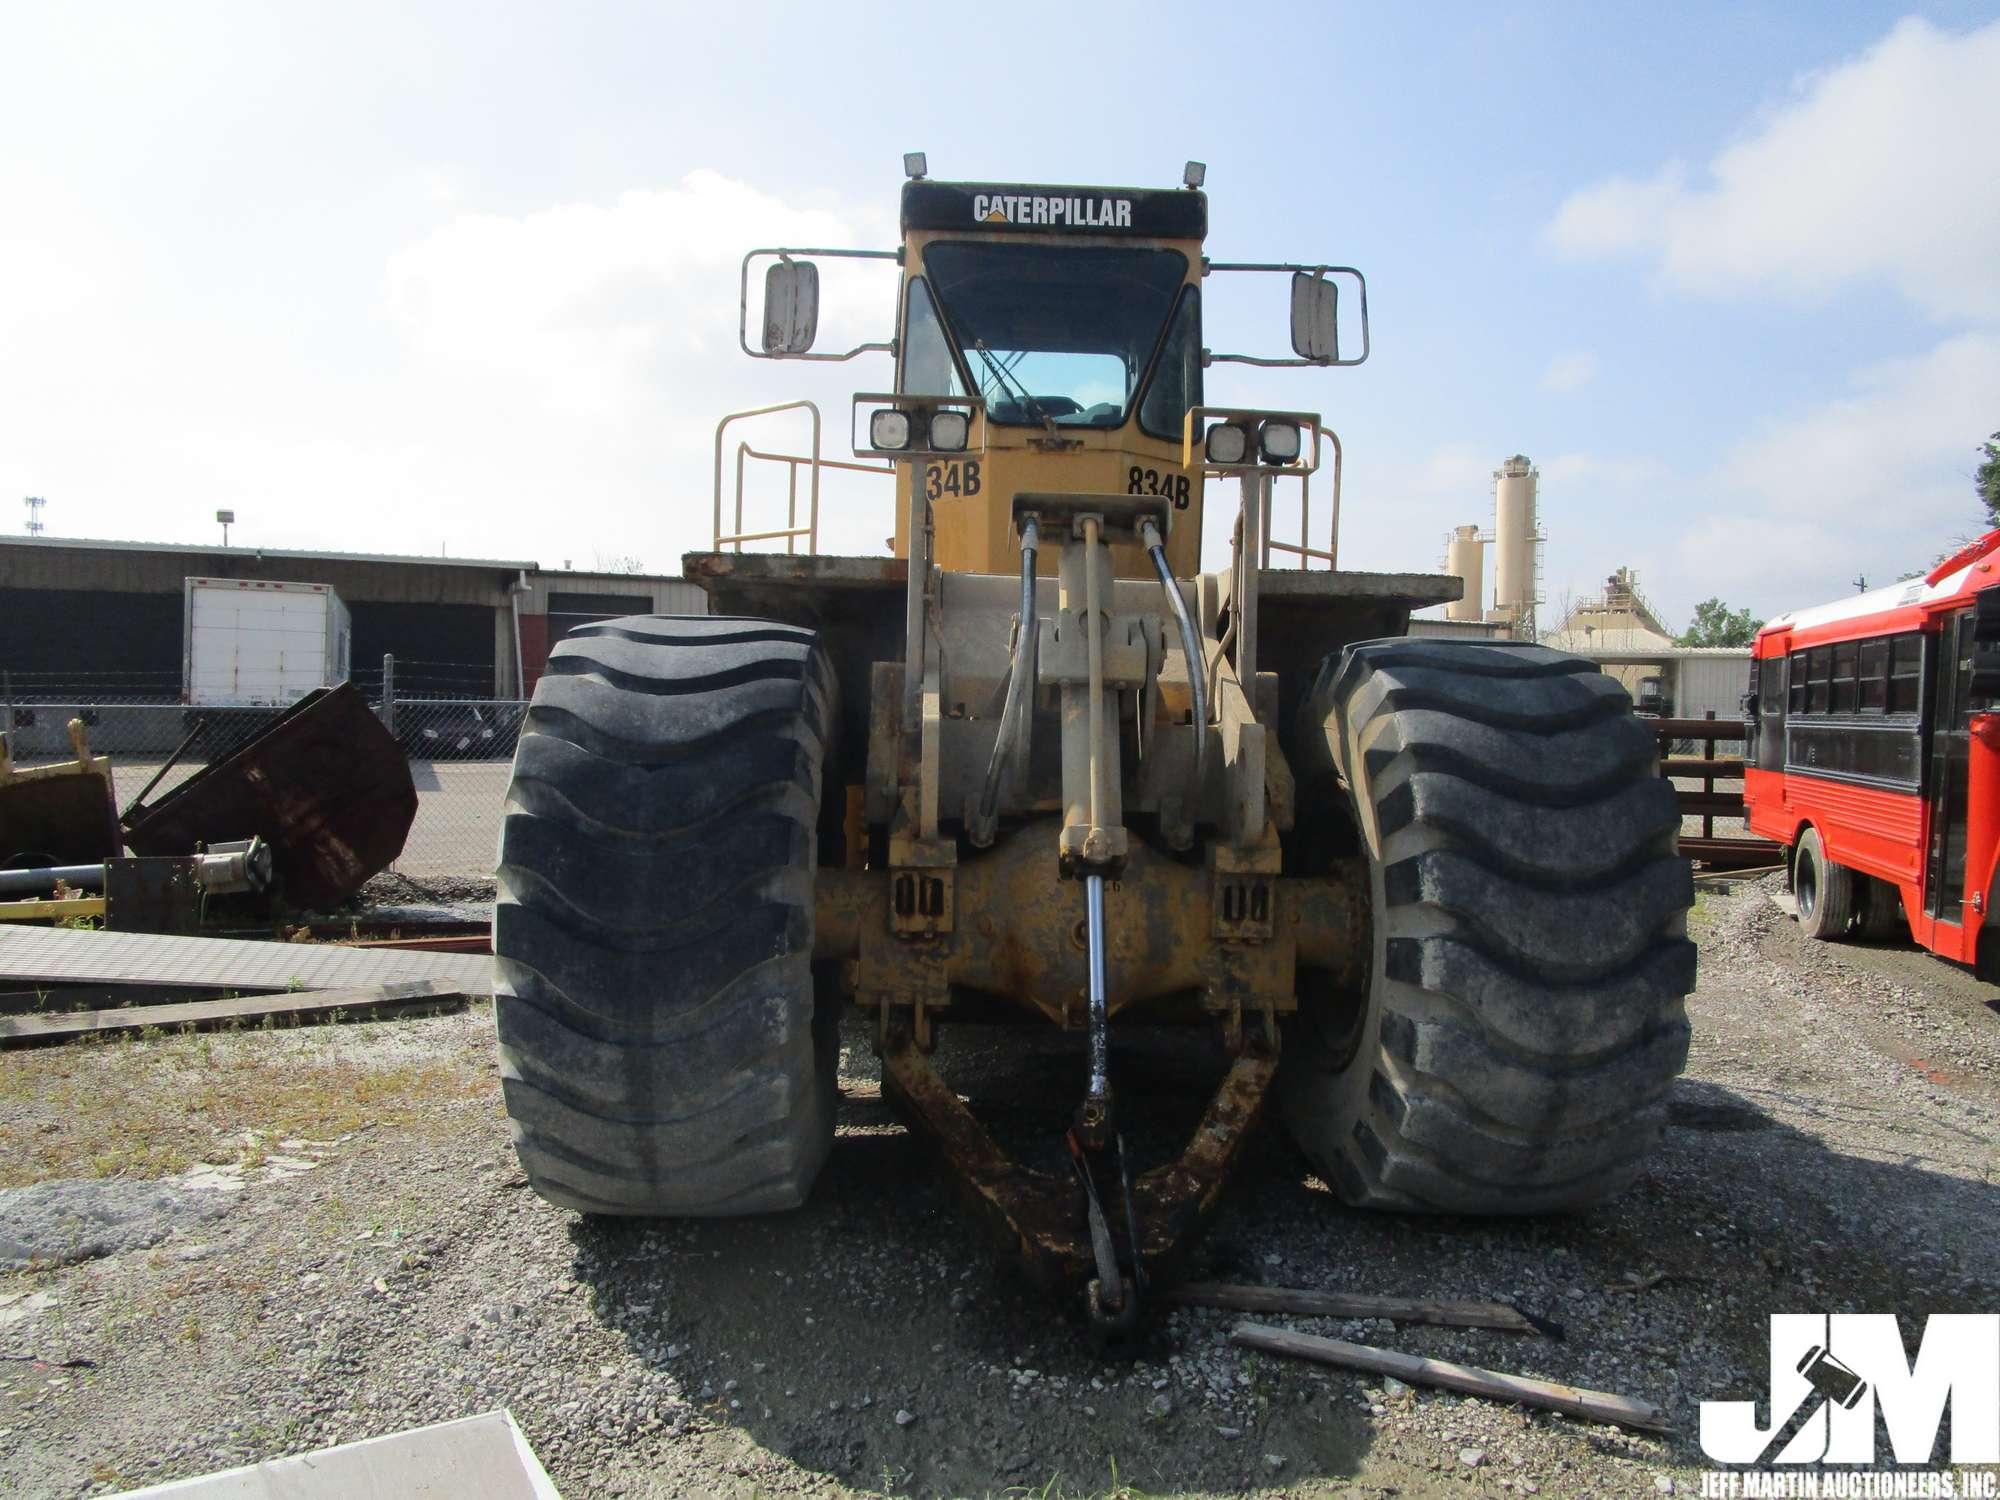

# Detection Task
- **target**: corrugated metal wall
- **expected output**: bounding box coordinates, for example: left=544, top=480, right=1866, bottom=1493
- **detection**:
left=1674, top=655, right=1752, bottom=721
left=2, top=541, right=710, bottom=702
left=520, top=573, right=708, bottom=614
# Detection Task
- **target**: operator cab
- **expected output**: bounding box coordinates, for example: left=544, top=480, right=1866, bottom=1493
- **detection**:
left=740, top=160, right=1366, bottom=577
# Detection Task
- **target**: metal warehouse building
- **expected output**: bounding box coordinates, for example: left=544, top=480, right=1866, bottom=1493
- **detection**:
left=0, top=535, right=707, bottom=701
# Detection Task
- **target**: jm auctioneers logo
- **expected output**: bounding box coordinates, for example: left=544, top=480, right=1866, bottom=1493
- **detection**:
left=1697, top=1314, right=1998, bottom=1496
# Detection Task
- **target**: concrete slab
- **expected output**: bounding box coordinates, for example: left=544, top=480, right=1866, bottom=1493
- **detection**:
left=0, top=925, right=492, bottom=994
left=111, top=1409, right=560, bottom=1498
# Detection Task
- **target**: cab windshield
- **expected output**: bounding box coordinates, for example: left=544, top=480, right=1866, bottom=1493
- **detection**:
left=917, top=242, right=1190, bottom=429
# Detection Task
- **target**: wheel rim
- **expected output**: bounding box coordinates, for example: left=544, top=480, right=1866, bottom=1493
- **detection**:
left=1797, top=848, right=1819, bottom=920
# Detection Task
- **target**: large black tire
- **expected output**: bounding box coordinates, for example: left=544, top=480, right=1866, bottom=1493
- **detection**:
left=493, top=615, right=839, bottom=1216
left=1282, top=639, right=1695, bottom=1214
left=1794, top=826, right=1855, bottom=941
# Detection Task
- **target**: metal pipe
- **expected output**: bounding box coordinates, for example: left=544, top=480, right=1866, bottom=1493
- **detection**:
left=974, top=518, right=1039, bottom=841
left=734, top=442, right=750, bottom=549
left=1082, top=516, right=1106, bottom=838
left=509, top=570, right=529, bottom=700
left=903, top=476, right=930, bottom=733
left=1140, top=518, right=1206, bottom=804
left=1085, top=872, right=1109, bottom=1107
left=125, top=724, right=205, bottom=815
left=0, top=862, right=104, bottom=896
left=712, top=399, right=823, bottom=550
left=1236, top=472, right=1265, bottom=685
left=0, top=840, right=272, bottom=900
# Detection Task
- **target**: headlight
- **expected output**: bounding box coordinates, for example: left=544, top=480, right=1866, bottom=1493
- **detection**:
left=870, top=409, right=912, bottom=450
left=1259, top=420, right=1302, bottom=464
left=928, top=410, right=969, bottom=451
left=1205, top=422, right=1250, bottom=465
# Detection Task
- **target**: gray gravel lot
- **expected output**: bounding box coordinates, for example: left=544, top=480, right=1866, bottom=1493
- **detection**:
left=0, top=878, right=1994, bottom=1498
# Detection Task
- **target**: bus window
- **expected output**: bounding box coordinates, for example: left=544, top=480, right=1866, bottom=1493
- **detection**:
left=1889, top=634, right=1923, bottom=714
left=1789, top=652, right=1807, bottom=713
left=1807, top=647, right=1831, bottom=713
left=1859, top=637, right=1889, bottom=712
left=1830, top=641, right=1858, bottom=713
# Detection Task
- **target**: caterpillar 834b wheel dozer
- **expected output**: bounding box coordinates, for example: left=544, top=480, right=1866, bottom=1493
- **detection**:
left=492, top=159, right=1696, bottom=1333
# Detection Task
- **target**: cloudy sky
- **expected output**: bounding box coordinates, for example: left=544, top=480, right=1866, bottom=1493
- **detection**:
left=3, top=2, right=1997, bottom=630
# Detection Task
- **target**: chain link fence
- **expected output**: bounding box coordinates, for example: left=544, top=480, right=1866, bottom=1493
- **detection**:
left=2, top=661, right=524, bottom=884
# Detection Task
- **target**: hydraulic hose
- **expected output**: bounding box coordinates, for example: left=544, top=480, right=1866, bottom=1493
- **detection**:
left=974, top=517, right=1039, bottom=841
left=1140, top=518, right=1207, bottom=806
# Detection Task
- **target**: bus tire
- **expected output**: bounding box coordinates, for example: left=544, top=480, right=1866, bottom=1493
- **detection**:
left=1282, top=639, right=1695, bottom=1214
left=1856, top=876, right=1905, bottom=942
left=1794, top=826, right=1854, bottom=941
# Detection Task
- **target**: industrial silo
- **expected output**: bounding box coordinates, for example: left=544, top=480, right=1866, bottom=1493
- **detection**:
left=1445, top=525, right=1484, bottom=622
left=1491, top=455, right=1539, bottom=633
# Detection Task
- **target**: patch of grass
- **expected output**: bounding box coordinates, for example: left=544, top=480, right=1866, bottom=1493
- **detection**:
left=0, top=1033, right=494, bottom=1188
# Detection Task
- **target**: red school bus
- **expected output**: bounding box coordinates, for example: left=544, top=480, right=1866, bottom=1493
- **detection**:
left=1743, top=529, right=2000, bottom=972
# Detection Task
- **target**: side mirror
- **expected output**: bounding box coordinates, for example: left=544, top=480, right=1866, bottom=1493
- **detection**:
left=1290, top=272, right=1339, bottom=362
left=762, top=259, right=820, bottom=355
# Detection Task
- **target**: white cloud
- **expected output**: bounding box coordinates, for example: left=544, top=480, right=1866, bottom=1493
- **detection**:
left=1674, top=332, right=2000, bottom=604
left=1540, top=352, right=1597, bottom=393
left=1547, top=18, right=2000, bottom=322
left=0, top=171, right=907, bottom=567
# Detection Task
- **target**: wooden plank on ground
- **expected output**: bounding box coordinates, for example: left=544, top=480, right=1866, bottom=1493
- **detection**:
left=0, top=978, right=468, bottom=1046
left=1230, top=1323, right=1672, bottom=1434
left=1166, top=1281, right=1540, bottom=1334
left=0, top=925, right=492, bottom=993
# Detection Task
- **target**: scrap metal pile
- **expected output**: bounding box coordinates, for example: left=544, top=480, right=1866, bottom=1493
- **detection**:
left=0, top=683, right=417, bottom=931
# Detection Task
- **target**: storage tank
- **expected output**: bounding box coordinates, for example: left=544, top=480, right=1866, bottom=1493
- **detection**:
left=1444, top=525, right=1484, bottom=622
left=1492, top=455, right=1538, bottom=623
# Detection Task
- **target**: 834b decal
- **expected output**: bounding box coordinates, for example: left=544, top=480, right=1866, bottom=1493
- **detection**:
left=924, top=461, right=982, bottom=500
left=1128, top=466, right=1193, bottom=509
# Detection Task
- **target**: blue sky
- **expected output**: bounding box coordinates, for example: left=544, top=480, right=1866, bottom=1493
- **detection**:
left=3, top=2, right=1997, bottom=631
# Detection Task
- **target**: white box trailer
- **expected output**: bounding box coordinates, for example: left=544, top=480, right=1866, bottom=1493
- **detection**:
left=183, top=577, right=353, bottom=707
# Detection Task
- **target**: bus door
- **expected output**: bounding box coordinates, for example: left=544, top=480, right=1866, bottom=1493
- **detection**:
left=1924, top=610, right=1975, bottom=925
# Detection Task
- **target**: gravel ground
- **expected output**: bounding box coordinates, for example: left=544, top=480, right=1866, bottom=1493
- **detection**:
left=0, top=878, right=1995, bottom=1499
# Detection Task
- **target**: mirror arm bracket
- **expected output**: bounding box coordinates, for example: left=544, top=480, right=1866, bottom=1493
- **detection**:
left=1202, top=262, right=1370, bottom=369
left=739, top=246, right=900, bottom=362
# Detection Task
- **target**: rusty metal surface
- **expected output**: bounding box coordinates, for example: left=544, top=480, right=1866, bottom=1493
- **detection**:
left=817, top=834, right=1365, bottom=1027
left=879, top=1032, right=1279, bottom=1294
left=122, top=684, right=417, bottom=910
left=103, top=857, right=205, bottom=935
left=0, top=720, right=122, bottom=868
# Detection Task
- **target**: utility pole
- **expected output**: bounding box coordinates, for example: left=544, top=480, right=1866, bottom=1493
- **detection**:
left=23, top=497, right=44, bottom=535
